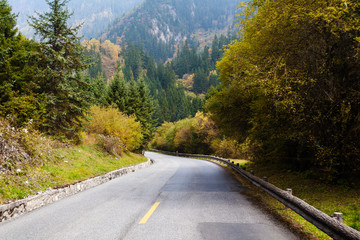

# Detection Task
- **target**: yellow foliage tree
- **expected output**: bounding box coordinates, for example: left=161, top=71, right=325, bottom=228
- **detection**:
left=87, top=106, right=143, bottom=153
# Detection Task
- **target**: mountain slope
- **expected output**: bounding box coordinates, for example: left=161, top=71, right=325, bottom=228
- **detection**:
left=101, top=0, right=240, bottom=61
left=8, top=0, right=144, bottom=39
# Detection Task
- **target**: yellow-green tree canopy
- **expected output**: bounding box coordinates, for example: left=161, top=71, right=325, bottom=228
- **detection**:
left=206, top=0, right=360, bottom=179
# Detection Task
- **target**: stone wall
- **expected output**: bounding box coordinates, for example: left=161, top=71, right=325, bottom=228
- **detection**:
left=0, top=159, right=152, bottom=222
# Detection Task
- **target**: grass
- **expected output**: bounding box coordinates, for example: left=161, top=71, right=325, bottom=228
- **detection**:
left=229, top=162, right=360, bottom=239
left=0, top=144, right=147, bottom=204
left=228, top=159, right=249, bottom=167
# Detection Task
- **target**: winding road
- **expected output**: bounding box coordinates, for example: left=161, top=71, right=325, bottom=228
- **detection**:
left=0, top=152, right=299, bottom=240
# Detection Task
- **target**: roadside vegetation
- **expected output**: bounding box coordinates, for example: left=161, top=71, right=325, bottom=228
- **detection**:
left=151, top=112, right=252, bottom=160
left=0, top=0, right=149, bottom=204
left=0, top=116, right=147, bottom=204
left=205, top=0, right=360, bottom=181
left=233, top=162, right=360, bottom=239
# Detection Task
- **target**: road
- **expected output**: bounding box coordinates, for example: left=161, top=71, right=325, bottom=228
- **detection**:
left=0, top=152, right=299, bottom=240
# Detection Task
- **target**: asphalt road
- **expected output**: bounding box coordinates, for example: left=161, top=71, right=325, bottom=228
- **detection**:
left=0, top=152, right=299, bottom=240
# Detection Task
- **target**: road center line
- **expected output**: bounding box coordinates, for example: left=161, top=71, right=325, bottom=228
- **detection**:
left=139, top=202, right=160, bottom=224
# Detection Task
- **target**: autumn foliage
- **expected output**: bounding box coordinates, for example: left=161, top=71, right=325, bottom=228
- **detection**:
left=151, top=112, right=246, bottom=159
left=206, top=0, right=360, bottom=179
left=86, top=106, right=143, bottom=155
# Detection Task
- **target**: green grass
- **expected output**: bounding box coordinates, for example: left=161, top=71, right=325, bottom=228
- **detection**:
left=242, top=163, right=360, bottom=239
left=0, top=144, right=147, bottom=204
left=228, top=159, right=249, bottom=167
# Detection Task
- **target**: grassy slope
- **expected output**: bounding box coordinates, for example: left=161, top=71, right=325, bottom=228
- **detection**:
left=0, top=144, right=147, bottom=204
left=234, top=163, right=360, bottom=239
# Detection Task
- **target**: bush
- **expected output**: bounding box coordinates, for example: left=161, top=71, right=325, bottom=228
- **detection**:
left=211, top=138, right=241, bottom=159
left=96, top=134, right=125, bottom=156
left=0, top=118, right=58, bottom=173
left=152, top=112, right=220, bottom=155
left=86, top=106, right=143, bottom=153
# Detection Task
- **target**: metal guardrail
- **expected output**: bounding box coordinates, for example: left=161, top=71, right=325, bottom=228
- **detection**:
left=150, top=149, right=360, bottom=240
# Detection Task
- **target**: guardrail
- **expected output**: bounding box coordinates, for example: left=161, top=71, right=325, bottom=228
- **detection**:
left=150, top=149, right=360, bottom=240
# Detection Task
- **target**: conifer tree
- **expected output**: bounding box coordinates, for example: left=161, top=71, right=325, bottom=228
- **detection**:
left=135, top=79, right=155, bottom=148
left=0, top=0, right=39, bottom=125
left=193, top=68, right=209, bottom=94
left=125, top=81, right=139, bottom=115
left=107, top=73, right=128, bottom=112
left=211, top=34, right=220, bottom=65
left=29, top=0, right=90, bottom=139
left=89, top=73, right=107, bottom=106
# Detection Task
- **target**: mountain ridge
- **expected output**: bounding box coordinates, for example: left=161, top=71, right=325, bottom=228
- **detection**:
left=101, top=0, right=241, bottom=61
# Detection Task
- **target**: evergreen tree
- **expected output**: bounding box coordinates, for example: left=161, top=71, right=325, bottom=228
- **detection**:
left=134, top=79, right=155, bottom=148
left=211, top=34, right=220, bottom=65
left=88, top=52, right=104, bottom=79
left=123, top=43, right=142, bottom=81
left=29, top=0, right=91, bottom=139
left=89, top=73, right=107, bottom=106
left=126, top=80, right=139, bottom=115
left=0, top=0, right=39, bottom=125
left=193, top=68, right=209, bottom=94
left=209, top=73, right=220, bottom=88
left=107, top=73, right=128, bottom=112
left=201, top=46, right=210, bottom=71
left=191, top=97, right=203, bottom=116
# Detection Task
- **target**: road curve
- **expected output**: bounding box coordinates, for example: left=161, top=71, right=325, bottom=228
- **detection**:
left=0, top=152, right=299, bottom=240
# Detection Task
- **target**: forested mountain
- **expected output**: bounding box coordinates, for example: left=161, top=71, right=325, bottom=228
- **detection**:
left=101, top=0, right=240, bottom=61
left=7, top=0, right=144, bottom=39
left=83, top=30, right=236, bottom=125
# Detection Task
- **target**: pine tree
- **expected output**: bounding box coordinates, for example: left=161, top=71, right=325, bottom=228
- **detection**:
left=107, top=73, right=128, bottom=112
left=209, top=73, right=220, bottom=88
left=0, top=0, right=21, bottom=114
left=193, top=68, right=209, bottom=94
left=0, top=0, right=39, bottom=125
left=89, top=73, right=107, bottom=106
left=135, top=79, right=155, bottom=148
left=29, top=0, right=91, bottom=139
left=211, top=34, right=220, bottom=65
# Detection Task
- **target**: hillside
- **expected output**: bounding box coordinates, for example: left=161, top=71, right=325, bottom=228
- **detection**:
left=8, top=0, right=144, bottom=39
left=101, top=0, right=241, bottom=61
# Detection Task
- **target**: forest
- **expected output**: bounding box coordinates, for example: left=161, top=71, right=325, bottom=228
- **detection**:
left=102, top=0, right=239, bottom=61
left=152, top=0, right=360, bottom=181
left=2, top=0, right=360, bottom=183
left=0, top=0, right=233, bottom=151
left=2, top=0, right=360, bottom=237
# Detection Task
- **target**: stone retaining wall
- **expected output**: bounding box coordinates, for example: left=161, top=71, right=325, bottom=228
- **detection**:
left=0, top=159, right=152, bottom=222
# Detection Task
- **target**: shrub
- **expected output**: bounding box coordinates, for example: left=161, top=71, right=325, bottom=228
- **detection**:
left=96, top=134, right=125, bottom=156
left=87, top=106, right=143, bottom=152
left=174, top=126, right=192, bottom=152
left=150, top=122, right=175, bottom=151
left=211, top=138, right=242, bottom=159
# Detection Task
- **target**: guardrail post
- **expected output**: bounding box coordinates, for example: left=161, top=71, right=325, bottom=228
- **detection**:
left=236, top=163, right=240, bottom=168
left=263, top=176, right=268, bottom=182
left=250, top=170, right=254, bottom=175
left=333, top=212, right=343, bottom=223
left=286, top=188, right=292, bottom=195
